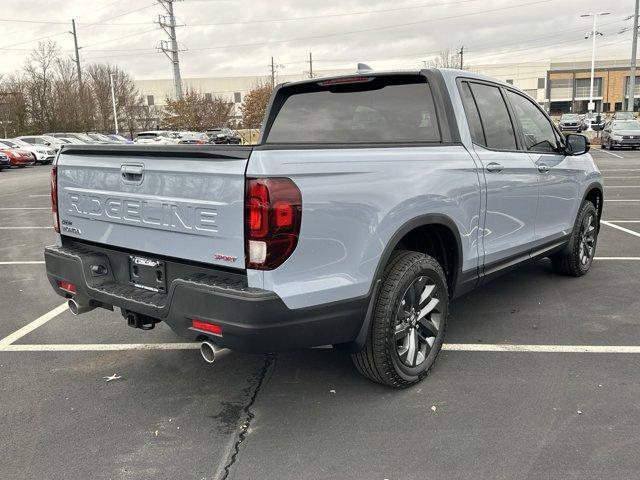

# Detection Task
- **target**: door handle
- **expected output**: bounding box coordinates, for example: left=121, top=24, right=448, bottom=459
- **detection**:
left=537, top=163, right=549, bottom=174
left=485, top=162, right=504, bottom=173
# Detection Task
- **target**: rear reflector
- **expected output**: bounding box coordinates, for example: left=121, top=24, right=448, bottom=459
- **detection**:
left=57, top=280, right=76, bottom=293
left=191, top=319, right=223, bottom=336
left=51, top=166, right=59, bottom=233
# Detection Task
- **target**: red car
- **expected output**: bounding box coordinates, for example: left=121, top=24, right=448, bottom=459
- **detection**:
left=0, top=148, right=36, bottom=167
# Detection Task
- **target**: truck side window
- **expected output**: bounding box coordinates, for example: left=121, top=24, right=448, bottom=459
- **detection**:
left=505, top=90, right=559, bottom=153
left=459, top=82, right=486, bottom=146
left=469, top=83, right=517, bottom=151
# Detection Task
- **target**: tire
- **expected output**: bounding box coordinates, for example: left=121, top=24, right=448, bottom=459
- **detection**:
left=351, top=250, right=449, bottom=388
left=601, top=141, right=607, bottom=149
left=607, top=139, right=614, bottom=150
left=550, top=201, right=598, bottom=277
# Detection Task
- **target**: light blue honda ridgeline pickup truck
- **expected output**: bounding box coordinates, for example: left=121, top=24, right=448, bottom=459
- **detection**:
left=45, top=68, right=603, bottom=387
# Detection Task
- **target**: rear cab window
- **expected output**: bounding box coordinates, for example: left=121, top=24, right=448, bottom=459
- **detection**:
left=264, top=74, right=441, bottom=144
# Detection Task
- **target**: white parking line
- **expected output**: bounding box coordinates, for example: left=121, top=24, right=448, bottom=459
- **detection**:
left=604, top=220, right=640, bottom=223
left=604, top=176, right=640, bottom=179
left=596, top=149, right=624, bottom=158
left=0, top=261, right=44, bottom=265
left=2, top=343, right=200, bottom=352
left=28, top=194, right=50, bottom=197
left=595, top=257, right=640, bottom=260
left=601, top=169, right=640, bottom=172
left=602, top=221, right=640, bottom=238
left=0, top=303, right=68, bottom=350
left=443, top=344, right=640, bottom=353
left=3, top=342, right=640, bottom=354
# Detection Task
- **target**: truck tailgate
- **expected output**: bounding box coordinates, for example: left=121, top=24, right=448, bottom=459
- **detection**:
left=55, top=145, right=251, bottom=269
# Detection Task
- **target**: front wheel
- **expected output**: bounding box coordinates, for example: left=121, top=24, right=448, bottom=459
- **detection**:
left=550, top=201, right=598, bottom=276
left=351, top=251, right=449, bottom=388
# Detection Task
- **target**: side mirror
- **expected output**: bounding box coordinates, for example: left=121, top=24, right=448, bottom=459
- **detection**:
left=565, top=134, right=590, bottom=156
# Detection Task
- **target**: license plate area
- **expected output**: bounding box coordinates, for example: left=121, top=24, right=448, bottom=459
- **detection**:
left=129, top=255, right=166, bottom=293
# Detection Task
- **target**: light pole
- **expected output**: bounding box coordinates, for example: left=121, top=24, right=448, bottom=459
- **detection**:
left=582, top=12, right=609, bottom=127
left=109, top=73, right=119, bottom=135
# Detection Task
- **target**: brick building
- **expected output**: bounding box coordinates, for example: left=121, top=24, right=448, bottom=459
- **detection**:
left=547, top=60, right=640, bottom=115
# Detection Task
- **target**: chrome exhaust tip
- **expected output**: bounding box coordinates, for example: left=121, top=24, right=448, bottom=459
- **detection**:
left=200, top=341, right=217, bottom=364
left=67, top=299, right=96, bottom=316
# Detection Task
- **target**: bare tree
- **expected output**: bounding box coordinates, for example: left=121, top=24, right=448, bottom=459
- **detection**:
left=23, top=40, right=60, bottom=132
left=424, top=49, right=462, bottom=69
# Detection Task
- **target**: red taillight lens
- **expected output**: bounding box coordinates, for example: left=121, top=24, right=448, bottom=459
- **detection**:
left=57, top=280, right=76, bottom=293
left=245, top=178, right=302, bottom=270
left=191, top=319, right=223, bottom=336
left=51, top=166, right=59, bottom=233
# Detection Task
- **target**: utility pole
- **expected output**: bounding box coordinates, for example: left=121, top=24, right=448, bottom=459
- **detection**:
left=308, top=52, right=314, bottom=78
left=629, top=0, right=639, bottom=112
left=458, top=45, right=464, bottom=70
left=270, top=57, right=276, bottom=88
left=110, top=73, right=119, bottom=134
left=269, top=57, right=284, bottom=87
left=158, top=0, right=183, bottom=99
left=582, top=12, right=609, bottom=122
left=70, top=19, right=82, bottom=85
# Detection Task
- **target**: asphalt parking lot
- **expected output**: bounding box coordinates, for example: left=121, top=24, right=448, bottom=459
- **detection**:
left=1, top=148, right=640, bottom=480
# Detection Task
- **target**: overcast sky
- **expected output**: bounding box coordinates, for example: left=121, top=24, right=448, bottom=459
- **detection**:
left=0, top=0, right=635, bottom=80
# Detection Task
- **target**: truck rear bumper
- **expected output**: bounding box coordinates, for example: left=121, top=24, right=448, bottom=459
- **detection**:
left=44, top=241, right=368, bottom=353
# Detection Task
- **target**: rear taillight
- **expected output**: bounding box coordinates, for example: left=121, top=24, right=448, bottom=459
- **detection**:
left=245, top=177, right=302, bottom=270
left=51, top=166, right=59, bottom=233
left=57, top=280, right=76, bottom=293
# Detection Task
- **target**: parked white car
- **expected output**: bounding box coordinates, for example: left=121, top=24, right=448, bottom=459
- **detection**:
left=0, top=138, right=56, bottom=165
left=135, top=131, right=180, bottom=145
left=16, top=135, right=65, bottom=153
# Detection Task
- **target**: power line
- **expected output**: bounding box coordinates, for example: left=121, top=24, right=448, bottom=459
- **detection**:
left=81, top=28, right=158, bottom=49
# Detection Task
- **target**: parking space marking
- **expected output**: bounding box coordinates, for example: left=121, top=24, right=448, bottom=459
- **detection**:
left=600, top=169, right=640, bottom=172
left=4, top=343, right=640, bottom=354
left=595, top=257, right=640, bottom=260
left=604, top=220, right=640, bottom=223
left=443, top=344, right=640, bottom=353
left=596, top=150, right=624, bottom=158
left=2, top=343, right=200, bottom=352
left=0, top=303, right=68, bottom=350
left=604, top=176, right=640, bottom=179
left=28, top=194, right=50, bottom=197
left=602, top=221, right=640, bottom=238
left=0, top=261, right=45, bottom=265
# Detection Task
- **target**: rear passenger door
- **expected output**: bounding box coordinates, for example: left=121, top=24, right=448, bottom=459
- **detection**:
left=459, top=80, right=539, bottom=271
left=504, top=89, right=579, bottom=245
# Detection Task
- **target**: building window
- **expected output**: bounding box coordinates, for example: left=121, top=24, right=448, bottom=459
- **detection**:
left=574, top=78, right=602, bottom=98
left=147, top=95, right=155, bottom=106
left=537, top=77, right=546, bottom=89
left=624, top=77, right=640, bottom=97
left=234, top=92, right=242, bottom=103
left=506, top=79, right=514, bottom=85
left=524, top=89, right=537, bottom=99
left=549, top=78, right=572, bottom=101
left=602, top=102, right=611, bottom=112
left=205, top=92, right=212, bottom=101
left=615, top=102, right=623, bottom=111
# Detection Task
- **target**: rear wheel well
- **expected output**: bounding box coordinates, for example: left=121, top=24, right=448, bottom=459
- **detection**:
left=394, top=224, right=459, bottom=295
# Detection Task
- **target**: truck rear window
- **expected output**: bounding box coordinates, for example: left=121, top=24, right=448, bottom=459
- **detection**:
left=265, top=75, right=441, bottom=144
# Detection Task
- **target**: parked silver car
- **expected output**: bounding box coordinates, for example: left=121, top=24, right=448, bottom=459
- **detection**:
left=601, top=120, right=640, bottom=150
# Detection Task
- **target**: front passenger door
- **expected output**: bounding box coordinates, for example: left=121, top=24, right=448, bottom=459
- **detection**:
left=504, top=90, right=580, bottom=246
